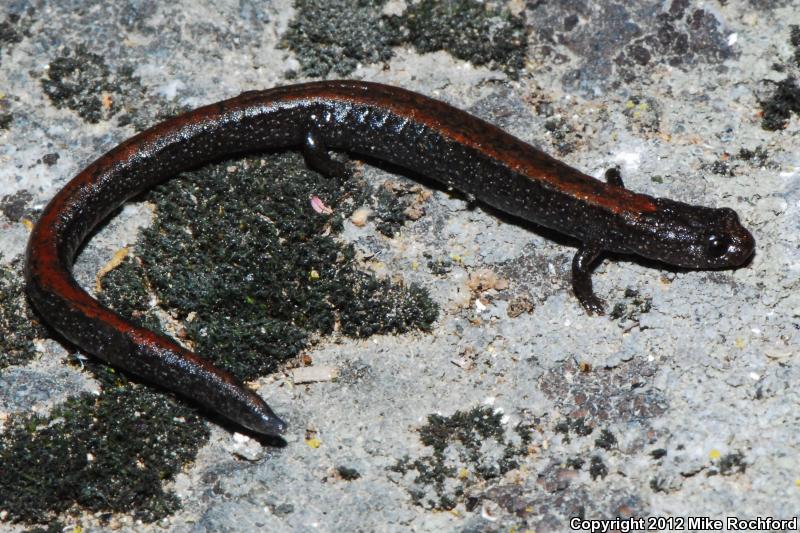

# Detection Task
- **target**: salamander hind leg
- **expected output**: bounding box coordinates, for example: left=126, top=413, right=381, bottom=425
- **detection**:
left=303, top=130, right=352, bottom=180
left=604, top=167, right=624, bottom=188
left=571, top=242, right=606, bottom=315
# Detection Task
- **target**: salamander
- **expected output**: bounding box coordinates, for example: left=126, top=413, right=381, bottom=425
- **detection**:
left=25, top=80, right=755, bottom=436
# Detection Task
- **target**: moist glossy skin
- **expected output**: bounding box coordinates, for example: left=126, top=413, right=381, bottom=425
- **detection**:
left=25, top=80, right=755, bottom=436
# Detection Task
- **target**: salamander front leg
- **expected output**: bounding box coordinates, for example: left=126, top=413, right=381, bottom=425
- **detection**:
left=303, top=130, right=351, bottom=180
left=571, top=242, right=605, bottom=315
left=604, top=167, right=624, bottom=187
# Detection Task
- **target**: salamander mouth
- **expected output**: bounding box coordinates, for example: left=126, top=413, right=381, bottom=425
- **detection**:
left=725, top=226, right=755, bottom=267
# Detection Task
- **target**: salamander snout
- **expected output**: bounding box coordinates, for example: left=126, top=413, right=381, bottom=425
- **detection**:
left=704, top=208, right=755, bottom=267
left=647, top=200, right=755, bottom=269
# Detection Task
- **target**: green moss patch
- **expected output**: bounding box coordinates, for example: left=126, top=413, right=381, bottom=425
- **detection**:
left=391, top=406, right=534, bottom=511
left=40, top=45, right=143, bottom=124
left=282, top=0, right=527, bottom=79
left=760, top=76, right=800, bottom=131
left=385, top=0, right=527, bottom=79
left=4, top=149, right=437, bottom=527
left=0, top=10, right=31, bottom=62
left=760, top=29, right=800, bottom=131
left=281, top=0, right=394, bottom=77
left=0, top=385, right=209, bottom=526
left=0, top=257, right=46, bottom=370
left=99, top=152, right=438, bottom=381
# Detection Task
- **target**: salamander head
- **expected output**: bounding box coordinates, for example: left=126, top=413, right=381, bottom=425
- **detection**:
left=633, top=199, right=754, bottom=269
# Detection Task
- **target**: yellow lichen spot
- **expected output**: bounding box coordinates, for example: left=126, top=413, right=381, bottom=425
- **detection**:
left=411, top=260, right=419, bottom=270
left=458, top=467, right=469, bottom=479
left=735, top=338, right=746, bottom=349
left=450, top=254, right=463, bottom=264
left=637, top=102, right=649, bottom=111
left=309, top=269, right=320, bottom=281
left=709, top=448, right=721, bottom=460
left=72, top=526, right=84, bottom=533
left=350, top=207, right=370, bottom=227
left=95, top=247, right=130, bottom=293
left=101, top=91, right=113, bottom=111
left=306, top=437, right=322, bottom=449
left=625, top=100, right=636, bottom=109
left=795, top=479, right=800, bottom=488
left=21, top=218, right=34, bottom=231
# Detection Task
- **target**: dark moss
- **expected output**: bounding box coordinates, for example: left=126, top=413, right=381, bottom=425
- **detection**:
left=705, top=159, right=735, bottom=177
left=650, top=448, right=667, bottom=459
left=759, top=28, right=800, bottom=129
left=282, top=0, right=527, bottom=79
left=563, top=14, right=579, bottom=32
left=542, top=117, right=577, bottom=155
left=23, top=523, right=64, bottom=533
left=40, top=45, right=143, bottom=124
left=514, top=418, right=536, bottom=446
left=97, top=257, right=165, bottom=336
left=0, top=189, right=33, bottom=222
left=0, top=14, right=23, bottom=47
left=0, top=257, right=46, bottom=370
left=737, top=146, right=771, bottom=166
left=0, top=11, right=32, bottom=62
left=554, top=416, right=594, bottom=443
left=8, top=151, right=437, bottom=525
left=419, top=407, right=503, bottom=451
left=571, top=417, right=593, bottom=436
left=594, top=429, right=617, bottom=450
left=589, top=455, right=608, bottom=480
left=760, top=76, right=800, bottom=131
left=373, top=185, right=411, bottom=238
left=609, top=288, right=652, bottom=325
left=391, top=407, right=533, bottom=511
left=0, top=84, right=12, bottom=130
left=336, top=465, right=361, bottom=480
left=280, top=0, right=394, bottom=77
left=41, top=153, right=59, bottom=166
left=0, top=385, right=209, bottom=526
left=97, top=152, right=436, bottom=382
left=336, top=274, right=437, bottom=337
left=703, top=146, right=775, bottom=178
left=426, top=254, right=453, bottom=276
left=650, top=476, right=668, bottom=492
left=715, top=451, right=747, bottom=476
left=565, top=457, right=585, bottom=470
left=384, top=0, right=528, bottom=79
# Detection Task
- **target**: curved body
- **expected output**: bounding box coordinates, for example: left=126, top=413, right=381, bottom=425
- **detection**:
left=25, top=81, right=754, bottom=436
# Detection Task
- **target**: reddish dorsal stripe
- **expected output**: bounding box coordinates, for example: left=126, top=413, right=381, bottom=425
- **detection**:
left=240, top=81, right=659, bottom=215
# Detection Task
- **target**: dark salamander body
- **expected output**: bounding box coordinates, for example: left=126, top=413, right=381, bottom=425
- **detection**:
left=25, top=80, right=755, bottom=436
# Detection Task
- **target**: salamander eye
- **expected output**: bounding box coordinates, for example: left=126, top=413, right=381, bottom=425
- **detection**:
left=707, top=234, right=731, bottom=258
